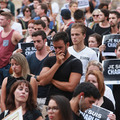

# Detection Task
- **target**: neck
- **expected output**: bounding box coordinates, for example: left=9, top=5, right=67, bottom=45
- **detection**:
left=70, top=98, right=79, bottom=115
left=36, top=46, right=48, bottom=60
left=13, top=73, right=22, bottom=78
left=3, top=25, right=12, bottom=32
left=111, top=26, right=118, bottom=34
left=40, top=13, right=46, bottom=17
left=64, top=51, right=71, bottom=61
left=64, top=19, right=72, bottom=25
left=99, top=21, right=110, bottom=28
left=73, top=43, right=85, bottom=52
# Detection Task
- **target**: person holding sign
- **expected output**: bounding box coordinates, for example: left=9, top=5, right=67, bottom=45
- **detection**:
left=85, top=70, right=115, bottom=120
left=1, top=53, right=38, bottom=112
left=0, top=80, right=43, bottom=120
left=70, top=82, right=101, bottom=120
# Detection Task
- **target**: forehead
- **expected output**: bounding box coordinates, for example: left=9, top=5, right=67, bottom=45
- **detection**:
left=33, top=35, right=43, bottom=40
left=109, top=13, right=117, bottom=18
left=85, top=96, right=96, bottom=102
left=17, top=83, right=28, bottom=88
left=34, top=24, right=43, bottom=28
left=48, top=99, right=57, bottom=106
left=53, top=40, right=65, bottom=46
left=88, top=65, right=100, bottom=71
left=71, top=27, right=82, bottom=33
left=88, top=37, right=96, bottom=41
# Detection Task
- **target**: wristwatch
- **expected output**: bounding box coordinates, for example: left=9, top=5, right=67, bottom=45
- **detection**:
left=34, top=75, right=39, bottom=82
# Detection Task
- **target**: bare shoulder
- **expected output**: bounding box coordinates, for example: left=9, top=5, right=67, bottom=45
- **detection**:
left=12, top=30, right=22, bottom=45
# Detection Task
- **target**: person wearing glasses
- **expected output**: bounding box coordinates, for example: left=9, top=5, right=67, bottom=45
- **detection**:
left=88, top=9, right=101, bottom=29
left=17, top=6, right=32, bottom=36
left=46, top=95, right=73, bottom=120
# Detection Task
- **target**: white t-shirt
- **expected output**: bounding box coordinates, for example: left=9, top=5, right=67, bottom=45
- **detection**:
left=68, top=46, right=98, bottom=82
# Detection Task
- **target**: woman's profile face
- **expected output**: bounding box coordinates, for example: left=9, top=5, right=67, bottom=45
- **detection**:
left=48, top=99, right=61, bottom=120
left=14, top=83, right=29, bottom=103
left=11, top=59, right=22, bottom=75
left=87, top=74, right=98, bottom=89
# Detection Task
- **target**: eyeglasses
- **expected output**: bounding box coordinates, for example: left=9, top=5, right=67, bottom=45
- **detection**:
left=93, top=15, right=99, bottom=17
left=47, top=106, right=59, bottom=112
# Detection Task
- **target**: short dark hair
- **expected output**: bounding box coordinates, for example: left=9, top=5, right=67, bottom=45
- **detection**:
left=32, top=30, right=46, bottom=40
left=74, top=9, right=84, bottom=20
left=39, top=3, right=48, bottom=14
left=101, top=9, right=109, bottom=19
left=98, top=3, right=108, bottom=9
left=23, top=6, right=31, bottom=16
left=49, top=95, right=73, bottom=120
left=34, top=19, right=46, bottom=28
left=73, top=82, right=101, bottom=99
left=61, top=9, right=71, bottom=20
left=109, top=10, right=120, bottom=19
left=53, top=32, right=69, bottom=44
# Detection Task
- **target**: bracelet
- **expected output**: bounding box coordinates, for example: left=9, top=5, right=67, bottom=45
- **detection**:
left=34, top=75, right=39, bottom=82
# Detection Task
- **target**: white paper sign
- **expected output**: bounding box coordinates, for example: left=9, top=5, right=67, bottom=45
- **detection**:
left=78, top=0, right=89, bottom=8
left=2, top=106, right=23, bottom=120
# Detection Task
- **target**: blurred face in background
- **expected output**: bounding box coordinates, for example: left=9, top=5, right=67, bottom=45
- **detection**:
left=28, top=23, right=35, bottom=36
left=88, top=36, right=99, bottom=48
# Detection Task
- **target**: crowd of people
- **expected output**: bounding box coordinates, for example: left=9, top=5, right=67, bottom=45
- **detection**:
left=0, top=0, right=120, bottom=120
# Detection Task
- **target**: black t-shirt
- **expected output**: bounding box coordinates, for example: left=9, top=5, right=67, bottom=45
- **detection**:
left=0, top=109, right=42, bottom=120
left=92, top=23, right=110, bottom=36
left=72, top=111, right=85, bottom=120
left=84, top=27, right=95, bottom=46
left=101, top=96, right=114, bottom=113
left=43, top=55, right=83, bottom=104
left=6, top=75, right=31, bottom=99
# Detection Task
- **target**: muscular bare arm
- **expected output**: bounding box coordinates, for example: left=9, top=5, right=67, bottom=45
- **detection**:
left=30, top=77, right=38, bottom=102
left=52, top=73, right=81, bottom=92
left=12, top=31, right=22, bottom=45
left=37, top=50, right=65, bottom=86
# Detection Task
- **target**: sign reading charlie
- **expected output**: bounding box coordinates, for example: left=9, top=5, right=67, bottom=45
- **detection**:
left=18, top=42, right=36, bottom=57
left=81, top=104, right=112, bottom=120
left=102, top=59, right=120, bottom=84
left=102, top=34, right=120, bottom=56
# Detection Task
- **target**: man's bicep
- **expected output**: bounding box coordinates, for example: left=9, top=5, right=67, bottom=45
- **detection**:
left=40, top=67, right=50, bottom=75
left=69, top=72, right=81, bottom=83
